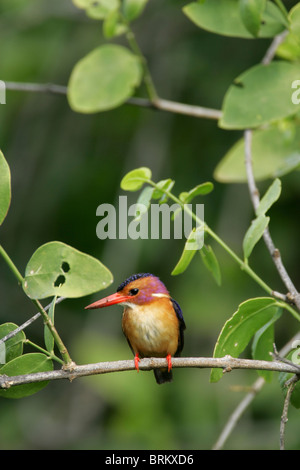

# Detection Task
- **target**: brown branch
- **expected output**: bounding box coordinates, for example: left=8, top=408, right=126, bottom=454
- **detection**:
left=280, top=376, right=298, bottom=450
left=4, top=81, right=222, bottom=120
left=244, top=130, right=300, bottom=310
left=1, top=356, right=300, bottom=390
left=212, top=333, right=300, bottom=450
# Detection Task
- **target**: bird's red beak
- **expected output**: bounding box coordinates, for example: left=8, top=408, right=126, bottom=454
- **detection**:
left=85, top=292, right=132, bottom=310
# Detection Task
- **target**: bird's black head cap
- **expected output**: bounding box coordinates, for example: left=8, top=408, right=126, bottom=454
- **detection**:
left=116, top=273, right=154, bottom=292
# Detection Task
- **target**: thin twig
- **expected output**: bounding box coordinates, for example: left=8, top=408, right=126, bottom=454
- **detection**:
left=0, top=297, right=65, bottom=347
left=244, top=130, right=300, bottom=310
left=280, top=377, right=298, bottom=450
left=261, top=30, right=288, bottom=65
left=212, top=333, right=300, bottom=450
left=4, top=81, right=222, bottom=120
left=1, top=356, right=300, bottom=390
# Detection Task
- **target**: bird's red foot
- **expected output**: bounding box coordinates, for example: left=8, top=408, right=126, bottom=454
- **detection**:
left=134, top=353, right=140, bottom=372
left=166, top=354, right=172, bottom=372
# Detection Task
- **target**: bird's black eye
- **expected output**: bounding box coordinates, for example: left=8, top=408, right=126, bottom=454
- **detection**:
left=129, top=288, right=139, bottom=296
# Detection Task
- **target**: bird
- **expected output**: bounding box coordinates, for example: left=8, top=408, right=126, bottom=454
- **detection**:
left=85, top=273, right=186, bottom=384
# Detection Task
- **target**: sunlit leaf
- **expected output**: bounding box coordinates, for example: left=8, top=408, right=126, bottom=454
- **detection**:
left=68, top=45, right=142, bottom=113
left=220, top=62, right=300, bottom=130
left=23, top=242, right=113, bottom=300
left=214, top=126, right=300, bottom=183
left=120, top=167, right=152, bottom=191
left=179, top=182, right=214, bottom=203
left=183, top=0, right=285, bottom=39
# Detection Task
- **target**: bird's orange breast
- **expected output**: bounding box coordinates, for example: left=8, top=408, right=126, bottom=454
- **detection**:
left=122, top=298, right=179, bottom=358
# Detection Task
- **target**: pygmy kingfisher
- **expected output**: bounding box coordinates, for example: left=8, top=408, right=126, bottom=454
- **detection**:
left=85, top=273, right=186, bottom=384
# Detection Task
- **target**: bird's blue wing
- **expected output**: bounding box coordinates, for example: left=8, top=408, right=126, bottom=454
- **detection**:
left=171, top=298, right=186, bottom=356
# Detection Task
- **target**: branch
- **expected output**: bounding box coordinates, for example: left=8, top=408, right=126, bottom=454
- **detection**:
left=280, top=376, right=298, bottom=450
left=4, top=81, right=222, bottom=120
left=0, top=296, right=65, bottom=347
left=244, top=130, right=300, bottom=311
left=212, top=333, right=300, bottom=449
left=1, top=356, right=300, bottom=390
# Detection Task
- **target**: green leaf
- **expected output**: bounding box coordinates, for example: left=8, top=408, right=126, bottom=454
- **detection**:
left=72, top=0, right=120, bottom=19
left=276, top=32, right=300, bottom=62
left=199, top=245, right=221, bottom=286
left=120, top=167, right=152, bottom=191
left=123, top=0, right=148, bottom=21
left=183, top=0, right=285, bottom=39
left=252, top=308, right=282, bottom=382
left=171, top=226, right=204, bottom=276
left=44, top=297, right=56, bottom=353
left=103, top=11, right=128, bottom=38
left=220, top=62, right=300, bottom=130
left=23, top=241, right=113, bottom=300
left=211, top=297, right=280, bottom=382
left=239, top=0, right=266, bottom=37
left=214, top=125, right=300, bottom=183
left=0, top=150, right=11, bottom=226
left=256, top=178, right=281, bottom=216
left=179, top=182, right=214, bottom=203
left=68, top=45, right=142, bottom=113
left=133, top=186, right=154, bottom=221
left=289, top=3, right=300, bottom=36
left=0, top=353, right=53, bottom=399
left=243, top=214, right=269, bottom=259
left=152, top=179, right=175, bottom=203
left=0, top=323, right=25, bottom=365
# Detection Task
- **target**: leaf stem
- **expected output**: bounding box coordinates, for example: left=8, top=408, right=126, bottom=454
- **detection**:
left=146, top=180, right=300, bottom=322
left=0, top=244, right=73, bottom=364
left=124, top=22, right=158, bottom=103
left=25, top=339, right=64, bottom=365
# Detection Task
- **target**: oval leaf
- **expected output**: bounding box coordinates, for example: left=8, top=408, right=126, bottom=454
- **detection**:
left=123, top=0, right=148, bottom=21
left=120, top=167, right=152, bottom=191
left=0, top=353, right=53, bottom=399
left=220, top=61, right=300, bottom=130
left=152, top=179, right=175, bottom=202
left=199, top=245, right=221, bottom=286
left=252, top=307, right=282, bottom=382
left=239, top=0, right=266, bottom=37
left=183, top=0, right=285, bottom=39
left=214, top=126, right=300, bottom=183
left=68, top=44, right=142, bottom=113
left=256, top=178, right=281, bottom=216
left=243, top=214, right=269, bottom=259
left=211, top=297, right=281, bottom=382
left=23, top=242, right=113, bottom=300
left=172, top=226, right=204, bottom=276
left=179, top=182, right=214, bottom=203
left=0, top=323, right=25, bottom=365
left=0, top=150, right=11, bottom=226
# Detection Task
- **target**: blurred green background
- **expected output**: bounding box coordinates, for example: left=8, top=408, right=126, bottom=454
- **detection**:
left=0, top=0, right=300, bottom=450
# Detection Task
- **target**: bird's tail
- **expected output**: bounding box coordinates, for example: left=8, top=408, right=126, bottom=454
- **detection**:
left=154, top=368, right=173, bottom=385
